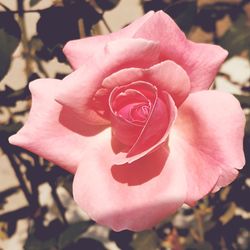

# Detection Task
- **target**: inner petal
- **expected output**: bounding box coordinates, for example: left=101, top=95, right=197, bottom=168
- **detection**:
left=130, top=103, right=150, bottom=124
left=109, top=81, right=157, bottom=146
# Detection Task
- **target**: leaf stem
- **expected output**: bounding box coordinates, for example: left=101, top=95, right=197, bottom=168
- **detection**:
left=17, top=0, right=33, bottom=78
left=101, top=16, right=112, bottom=33
left=0, top=2, right=11, bottom=11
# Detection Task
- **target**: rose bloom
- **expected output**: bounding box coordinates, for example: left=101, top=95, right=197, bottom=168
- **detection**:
left=9, top=11, right=245, bottom=231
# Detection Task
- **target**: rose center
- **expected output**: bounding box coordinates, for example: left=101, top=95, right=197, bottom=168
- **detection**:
left=130, top=103, right=150, bottom=124
left=106, top=81, right=157, bottom=146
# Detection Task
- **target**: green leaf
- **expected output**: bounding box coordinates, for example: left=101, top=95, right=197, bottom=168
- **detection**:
left=0, top=13, right=21, bottom=81
left=131, top=231, right=159, bottom=250
left=58, top=221, right=94, bottom=249
left=30, top=0, right=43, bottom=7
left=218, top=14, right=250, bottom=58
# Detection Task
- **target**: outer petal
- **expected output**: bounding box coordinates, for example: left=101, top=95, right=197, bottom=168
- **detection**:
left=9, top=79, right=106, bottom=173
left=73, top=129, right=186, bottom=231
left=170, top=90, right=245, bottom=205
left=134, top=11, right=228, bottom=91
left=102, top=60, right=190, bottom=107
left=63, top=11, right=155, bottom=68
left=56, top=38, right=160, bottom=125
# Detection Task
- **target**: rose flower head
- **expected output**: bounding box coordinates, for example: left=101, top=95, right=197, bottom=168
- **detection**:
left=9, top=11, right=245, bottom=231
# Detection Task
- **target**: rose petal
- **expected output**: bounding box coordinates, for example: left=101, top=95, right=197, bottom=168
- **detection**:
left=113, top=91, right=177, bottom=164
left=8, top=79, right=106, bottom=173
left=73, top=128, right=186, bottom=231
left=56, top=38, right=160, bottom=125
left=134, top=11, right=228, bottom=91
left=103, top=60, right=190, bottom=106
left=170, top=90, right=245, bottom=205
left=63, top=11, right=155, bottom=68
left=109, top=81, right=156, bottom=146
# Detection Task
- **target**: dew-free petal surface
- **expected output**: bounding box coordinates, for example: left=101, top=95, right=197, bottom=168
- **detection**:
left=9, top=79, right=106, bottom=173
left=57, top=38, right=160, bottom=125
left=134, top=11, right=228, bottom=91
left=103, top=60, right=190, bottom=106
left=170, top=90, right=245, bottom=205
left=73, top=128, right=187, bottom=231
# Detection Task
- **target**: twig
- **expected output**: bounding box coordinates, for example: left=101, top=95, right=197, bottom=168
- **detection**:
left=0, top=2, right=11, bottom=11
left=0, top=9, right=43, bottom=14
left=101, top=16, right=112, bottom=33
left=17, top=0, right=33, bottom=77
left=0, top=206, right=33, bottom=221
left=78, top=18, right=85, bottom=38
left=51, top=186, right=68, bottom=226
left=4, top=149, right=32, bottom=205
left=195, top=209, right=204, bottom=242
left=33, top=56, right=49, bottom=77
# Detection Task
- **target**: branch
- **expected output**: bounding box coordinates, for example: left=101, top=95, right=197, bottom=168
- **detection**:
left=0, top=2, right=11, bottom=11
left=101, top=16, right=112, bottom=33
left=17, top=0, right=33, bottom=77
left=3, top=149, right=33, bottom=205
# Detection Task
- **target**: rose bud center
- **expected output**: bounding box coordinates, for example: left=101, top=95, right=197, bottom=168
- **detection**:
left=109, top=81, right=156, bottom=146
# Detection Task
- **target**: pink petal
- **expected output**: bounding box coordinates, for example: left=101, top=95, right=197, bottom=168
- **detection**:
left=8, top=79, right=106, bottom=173
left=170, top=90, right=245, bottom=205
left=113, top=91, right=177, bottom=165
left=103, top=60, right=190, bottom=106
left=134, top=11, right=228, bottom=91
left=109, top=81, right=156, bottom=146
left=127, top=92, right=176, bottom=158
left=56, top=38, right=160, bottom=125
left=73, top=128, right=186, bottom=231
left=63, top=11, right=155, bottom=69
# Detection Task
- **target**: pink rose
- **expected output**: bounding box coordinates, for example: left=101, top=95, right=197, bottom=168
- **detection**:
left=9, top=11, right=245, bottom=231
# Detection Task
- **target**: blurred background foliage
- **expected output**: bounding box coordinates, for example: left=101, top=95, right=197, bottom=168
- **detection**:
left=0, top=0, right=250, bottom=249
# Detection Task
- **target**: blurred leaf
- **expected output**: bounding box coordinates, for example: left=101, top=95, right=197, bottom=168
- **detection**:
left=109, top=230, right=133, bottom=250
left=234, top=94, right=250, bottom=108
left=0, top=122, right=23, bottom=148
left=132, top=231, right=159, bottom=250
left=63, top=238, right=107, bottom=250
left=218, top=14, right=250, bottom=58
left=37, top=7, right=79, bottom=48
left=187, top=242, right=213, bottom=250
left=196, top=2, right=241, bottom=32
left=96, top=0, right=121, bottom=11
left=58, top=221, right=94, bottom=249
left=30, top=0, right=42, bottom=7
left=0, top=85, right=30, bottom=107
left=0, top=13, right=21, bottom=80
left=24, top=235, right=57, bottom=250
left=165, top=0, right=197, bottom=33
left=24, top=219, right=63, bottom=250
left=0, top=122, right=23, bottom=137
left=37, top=4, right=101, bottom=49
left=0, top=30, right=11, bottom=81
